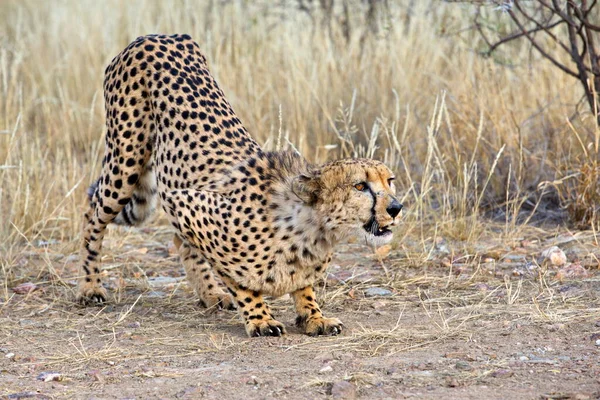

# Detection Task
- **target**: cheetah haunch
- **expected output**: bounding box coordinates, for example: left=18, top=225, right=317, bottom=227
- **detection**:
left=78, top=34, right=402, bottom=337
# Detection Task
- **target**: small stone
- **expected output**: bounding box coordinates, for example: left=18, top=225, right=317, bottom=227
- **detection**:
left=37, top=372, right=62, bottom=382
left=5, top=352, right=15, bottom=359
left=547, top=323, right=565, bottom=332
left=87, top=370, right=105, bottom=383
left=246, top=375, right=260, bottom=385
left=556, top=263, right=589, bottom=281
left=330, top=381, right=357, bottom=399
left=364, top=287, right=393, bottom=297
left=371, top=301, right=387, bottom=310
left=541, top=246, right=567, bottom=267
left=519, top=356, right=529, bottom=361
left=12, top=282, right=39, bottom=295
left=491, top=369, right=513, bottom=378
left=445, top=377, right=459, bottom=387
left=595, top=340, right=600, bottom=346
left=455, top=361, right=472, bottom=371
left=127, top=321, right=141, bottom=329
left=314, top=352, right=335, bottom=362
left=319, top=365, right=333, bottom=373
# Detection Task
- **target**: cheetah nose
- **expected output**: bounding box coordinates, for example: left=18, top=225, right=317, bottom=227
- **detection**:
left=386, top=198, right=403, bottom=219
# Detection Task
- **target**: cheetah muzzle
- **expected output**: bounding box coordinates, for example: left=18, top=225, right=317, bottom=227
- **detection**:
left=76, top=34, right=403, bottom=337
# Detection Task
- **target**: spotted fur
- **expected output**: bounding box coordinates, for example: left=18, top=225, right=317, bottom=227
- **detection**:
left=77, top=34, right=403, bottom=337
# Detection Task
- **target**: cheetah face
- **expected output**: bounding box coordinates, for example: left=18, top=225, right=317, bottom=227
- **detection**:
left=295, top=159, right=403, bottom=247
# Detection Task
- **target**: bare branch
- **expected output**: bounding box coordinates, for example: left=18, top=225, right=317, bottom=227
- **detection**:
left=483, top=20, right=565, bottom=56
left=506, top=8, right=579, bottom=77
left=514, top=1, right=573, bottom=56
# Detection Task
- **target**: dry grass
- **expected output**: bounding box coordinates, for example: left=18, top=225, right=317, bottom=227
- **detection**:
left=1, top=0, right=598, bottom=257
left=1, top=1, right=600, bottom=376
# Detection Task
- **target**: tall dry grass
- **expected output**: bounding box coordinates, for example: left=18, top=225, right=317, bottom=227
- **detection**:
left=0, top=0, right=597, bottom=259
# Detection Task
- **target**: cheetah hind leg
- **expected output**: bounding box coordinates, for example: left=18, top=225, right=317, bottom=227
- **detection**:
left=173, top=236, right=235, bottom=311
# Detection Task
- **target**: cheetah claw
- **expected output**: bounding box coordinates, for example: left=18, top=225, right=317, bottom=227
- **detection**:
left=246, top=319, right=287, bottom=337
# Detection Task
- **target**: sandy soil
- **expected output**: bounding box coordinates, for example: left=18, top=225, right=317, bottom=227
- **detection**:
left=1, top=226, right=599, bottom=399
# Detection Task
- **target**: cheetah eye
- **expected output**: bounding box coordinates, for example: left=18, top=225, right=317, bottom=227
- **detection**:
left=354, top=182, right=368, bottom=192
left=388, top=177, right=395, bottom=186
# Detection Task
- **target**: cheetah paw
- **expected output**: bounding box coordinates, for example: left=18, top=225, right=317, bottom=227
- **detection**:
left=198, top=293, right=236, bottom=311
left=245, top=319, right=287, bottom=337
left=77, top=282, right=108, bottom=305
left=297, top=316, right=343, bottom=336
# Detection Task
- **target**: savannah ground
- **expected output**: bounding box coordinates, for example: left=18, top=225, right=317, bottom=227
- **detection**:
left=1, top=1, right=599, bottom=399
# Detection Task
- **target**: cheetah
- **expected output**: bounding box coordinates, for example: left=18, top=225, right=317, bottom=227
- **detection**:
left=78, top=34, right=403, bottom=337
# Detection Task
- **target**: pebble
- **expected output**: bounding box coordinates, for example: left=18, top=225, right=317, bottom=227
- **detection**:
left=330, top=381, right=357, bottom=399
left=556, top=263, right=589, bottom=281
left=364, top=287, right=393, bottom=297
left=319, top=365, right=333, bottom=373
left=541, top=246, right=567, bottom=267
left=246, top=375, right=260, bottom=386
left=5, top=352, right=15, bottom=359
left=491, top=369, right=514, bottom=378
left=37, top=372, right=62, bottom=382
left=455, top=361, right=472, bottom=371
left=445, top=377, right=459, bottom=387
left=147, top=276, right=184, bottom=287
left=595, top=340, right=600, bottom=346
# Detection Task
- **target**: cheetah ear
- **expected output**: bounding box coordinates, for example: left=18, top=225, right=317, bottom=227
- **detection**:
left=291, top=173, right=320, bottom=204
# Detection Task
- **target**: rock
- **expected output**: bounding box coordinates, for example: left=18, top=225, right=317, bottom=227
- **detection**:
left=546, top=323, right=565, bottom=332
left=314, top=352, right=335, bottom=362
left=246, top=375, right=260, bottom=386
left=556, top=263, right=589, bottom=281
left=455, top=361, right=472, bottom=371
left=5, top=352, right=15, bottom=359
left=491, top=369, right=514, bottom=378
left=34, top=239, right=60, bottom=247
left=87, top=370, right=105, bottom=383
left=364, top=287, right=393, bottom=297
left=12, top=282, right=39, bottom=295
left=319, top=365, right=333, bottom=373
left=37, top=372, right=62, bottom=382
left=445, top=377, right=459, bottom=387
left=330, top=381, right=357, bottom=399
left=7, top=392, right=51, bottom=399
left=371, top=301, right=387, bottom=310
left=541, top=246, right=567, bottom=267
left=503, top=254, right=526, bottom=262
left=595, top=340, right=600, bottom=347
left=127, top=321, right=141, bottom=329
left=147, top=276, right=183, bottom=288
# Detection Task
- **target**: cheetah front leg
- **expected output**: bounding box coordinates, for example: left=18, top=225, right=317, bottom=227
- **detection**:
left=292, top=286, right=343, bottom=336
left=221, top=277, right=286, bottom=337
left=174, top=236, right=235, bottom=310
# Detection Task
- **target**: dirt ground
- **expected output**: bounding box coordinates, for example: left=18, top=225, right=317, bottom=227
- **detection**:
left=1, top=225, right=599, bottom=399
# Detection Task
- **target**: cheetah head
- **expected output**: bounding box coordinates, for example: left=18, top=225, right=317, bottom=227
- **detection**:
left=293, top=158, right=403, bottom=247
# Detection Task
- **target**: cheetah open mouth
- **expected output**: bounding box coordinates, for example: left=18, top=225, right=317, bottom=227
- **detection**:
left=363, top=217, right=393, bottom=244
